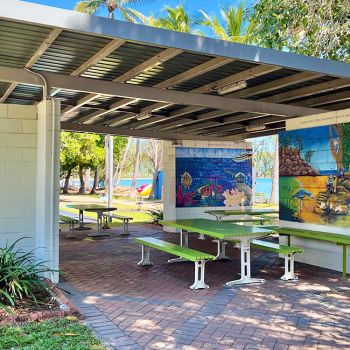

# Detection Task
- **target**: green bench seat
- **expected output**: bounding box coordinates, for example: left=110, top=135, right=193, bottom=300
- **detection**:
left=276, top=227, right=350, bottom=279
left=134, top=237, right=216, bottom=290
left=59, top=215, right=78, bottom=237
left=251, top=239, right=303, bottom=281
left=102, top=213, right=133, bottom=235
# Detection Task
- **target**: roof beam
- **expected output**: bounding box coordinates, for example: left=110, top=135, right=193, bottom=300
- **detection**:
left=190, top=64, right=281, bottom=94
left=263, top=78, right=350, bottom=103
left=61, top=94, right=101, bottom=114
left=51, top=39, right=125, bottom=97
left=79, top=98, right=136, bottom=123
left=176, top=79, right=349, bottom=135
left=293, top=90, right=350, bottom=107
left=0, top=66, right=326, bottom=117
left=0, top=27, right=62, bottom=103
left=107, top=113, right=136, bottom=127
left=126, top=63, right=281, bottom=117
left=230, top=72, right=322, bottom=99
left=71, top=39, right=125, bottom=77
left=60, top=121, right=237, bottom=141
left=154, top=57, right=234, bottom=89
left=114, top=48, right=182, bottom=83
left=66, top=48, right=183, bottom=121
left=83, top=56, right=232, bottom=124
left=159, top=110, right=235, bottom=131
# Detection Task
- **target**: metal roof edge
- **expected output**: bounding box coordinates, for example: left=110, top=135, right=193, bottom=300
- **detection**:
left=1, top=0, right=350, bottom=79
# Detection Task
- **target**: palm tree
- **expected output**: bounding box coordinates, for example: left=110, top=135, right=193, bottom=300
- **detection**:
left=75, top=0, right=152, bottom=21
left=129, top=4, right=200, bottom=34
left=200, top=3, right=251, bottom=43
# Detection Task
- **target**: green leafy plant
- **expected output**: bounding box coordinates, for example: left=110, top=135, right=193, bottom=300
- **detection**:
left=148, top=208, right=164, bottom=224
left=0, top=238, right=53, bottom=314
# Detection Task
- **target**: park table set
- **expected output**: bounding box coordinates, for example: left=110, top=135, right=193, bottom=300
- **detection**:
left=205, top=208, right=279, bottom=223
left=66, top=204, right=117, bottom=237
left=160, top=219, right=275, bottom=286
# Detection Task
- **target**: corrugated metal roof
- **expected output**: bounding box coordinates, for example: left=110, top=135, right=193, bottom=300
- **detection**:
left=0, top=2, right=349, bottom=140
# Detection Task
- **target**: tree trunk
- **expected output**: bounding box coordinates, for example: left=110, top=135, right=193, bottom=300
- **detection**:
left=78, top=165, right=85, bottom=195
left=270, top=135, right=279, bottom=204
left=116, top=137, right=132, bottom=187
left=129, top=139, right=140, bottom=196
left=84, top=168, right=91, bottom=191
left=63, top=168, right=72, bottom=194
left=90, top=167, right=98, bottom=194
left=148, top=141, right=163, bottom=200
left=104, top=136, right=109, bottom=193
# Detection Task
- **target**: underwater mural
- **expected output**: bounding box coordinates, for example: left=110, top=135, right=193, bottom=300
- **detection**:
left=279, top=122, right=350, bottom=227
left=175, top=147, right=252, bottom=208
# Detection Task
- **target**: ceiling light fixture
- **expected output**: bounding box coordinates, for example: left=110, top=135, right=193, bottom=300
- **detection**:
left=245, top=124, right=266, bottom=132
left=135, top=111, right=152, bottom=121
left=215, top=80, right=247, bottom=95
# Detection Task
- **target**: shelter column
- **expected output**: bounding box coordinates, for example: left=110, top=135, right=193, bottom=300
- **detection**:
left=36, top=99, right=60, bottom=283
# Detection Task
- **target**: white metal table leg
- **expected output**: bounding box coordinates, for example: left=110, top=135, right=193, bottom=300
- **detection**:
left=138, top=244, right=153, bottom=266
left=280, top=253, right=298, bottom=281
left=226, top=238, right=265, bottom=286
left=88, top=211, right=110, bottom=237
left=190, top=260, right=209, bottom=290
left=121, top=219, right=130, bottom=236
left=213, top=239, right=229, bottom=260
left=168, top=230, right=189, bottom=263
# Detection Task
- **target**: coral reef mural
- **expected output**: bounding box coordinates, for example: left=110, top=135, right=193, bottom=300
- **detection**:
left=279, top=122, right=350, bottom=227
left=175, top=147, right=252, bottom=208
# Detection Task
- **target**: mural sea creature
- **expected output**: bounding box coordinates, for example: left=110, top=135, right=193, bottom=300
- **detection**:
left=181, top=172, right=192, bottom=189
left=292, top=189, right=314, bottom=215
left=197, top=185, right=215, bottom=199
left=233, top=152, right=252, bottom=163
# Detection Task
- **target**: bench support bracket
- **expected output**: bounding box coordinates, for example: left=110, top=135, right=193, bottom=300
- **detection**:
left=138, top=245, right=153, bottom=266
left=190, top=260, right=209, bottom=290
left=280, top=253, right=298, bottom=281
left=213, top=239, right=229, bottom=260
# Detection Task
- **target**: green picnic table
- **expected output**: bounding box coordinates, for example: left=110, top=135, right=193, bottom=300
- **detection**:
left=66, top=204, right=116, bottom=236
left=205, top=209, right=279, bottom=221
left=160, top=219, right=275, bottom=286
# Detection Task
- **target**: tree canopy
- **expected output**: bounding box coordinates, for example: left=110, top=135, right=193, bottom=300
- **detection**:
left=249, top=0, right=350, bottom=62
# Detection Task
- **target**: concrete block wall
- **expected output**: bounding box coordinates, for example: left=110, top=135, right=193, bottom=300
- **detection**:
left=163, top=140, right=251, bottom=232
left=0, top=104, right=38, bottom=252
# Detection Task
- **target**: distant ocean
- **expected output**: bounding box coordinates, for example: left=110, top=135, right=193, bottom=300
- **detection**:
left=255, top=178, right=272, bottom=199
left=68, top=178, right=153, bottom=189
left=66, top=177, right=272, bottom=199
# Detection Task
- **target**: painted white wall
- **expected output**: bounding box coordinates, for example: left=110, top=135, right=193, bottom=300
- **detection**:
left=0, top=101, right=60, bottom=282
left=0, top=104, right=38, bottom=252
left=163, top=140, right=252, bottom=232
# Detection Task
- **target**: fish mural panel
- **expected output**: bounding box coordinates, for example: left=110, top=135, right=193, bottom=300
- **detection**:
left=279, top=122, right=350, bottom=227
left=175, top=147, right=252, bottom=207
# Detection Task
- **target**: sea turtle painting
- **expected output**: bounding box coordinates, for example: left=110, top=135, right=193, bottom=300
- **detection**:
left=181, top=172, right=192, bottom=189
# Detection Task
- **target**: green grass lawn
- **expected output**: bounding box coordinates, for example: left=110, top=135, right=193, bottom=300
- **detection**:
left=0, top=318, right=106, bottom=350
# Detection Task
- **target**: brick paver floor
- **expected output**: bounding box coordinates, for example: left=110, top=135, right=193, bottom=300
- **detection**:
left=59, top=224, right=350, bottom=350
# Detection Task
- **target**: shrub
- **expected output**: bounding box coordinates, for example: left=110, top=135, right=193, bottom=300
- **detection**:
left=148, top=208, right=164, bottom=224
left=0, top=238, right=53, bottom=314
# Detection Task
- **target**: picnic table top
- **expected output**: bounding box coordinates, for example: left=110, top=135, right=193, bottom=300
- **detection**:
left=205, top=209, right=279, bottom=216
left=66, top=204, right=116, bottom=211
left=277, top=227, right=350, bottom=244
left=160, top=219, right=275, bottom=239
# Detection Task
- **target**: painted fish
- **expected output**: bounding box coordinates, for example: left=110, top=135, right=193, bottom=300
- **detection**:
left=181, top=172, right=192, bottom=189
left=197, top=185, right=215, bottom=199
left=233, top=151, right=252, bottom=163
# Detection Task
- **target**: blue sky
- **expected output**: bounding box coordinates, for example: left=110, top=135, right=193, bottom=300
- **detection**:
left=23, top=0, right=252, bottom=20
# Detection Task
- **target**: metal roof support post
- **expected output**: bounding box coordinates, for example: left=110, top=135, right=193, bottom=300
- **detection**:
left=107, top=134, right=114, bottom=221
